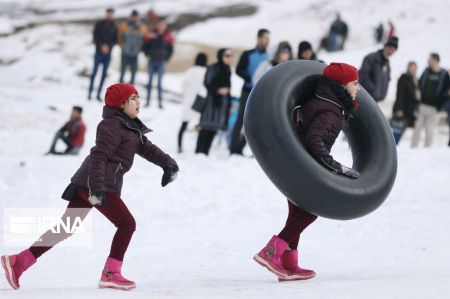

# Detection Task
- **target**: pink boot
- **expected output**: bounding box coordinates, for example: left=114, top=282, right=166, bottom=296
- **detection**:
left=278, top=249, right=316, bottom=282
left=253, top=235, right=289, bottom=278
left=98, top=257, right=136, bottom=290
left=1, top=249, right=37, bottom=289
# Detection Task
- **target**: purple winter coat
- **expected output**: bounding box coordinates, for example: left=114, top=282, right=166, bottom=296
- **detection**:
left=296, top=79, right=355, bottom=172
left=71, top=106, right=177, bottom=195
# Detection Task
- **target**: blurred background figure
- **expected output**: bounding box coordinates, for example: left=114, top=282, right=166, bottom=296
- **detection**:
left=327, top=13, right=349, bottom=51
left=88, top=8, right=117, bottom=101
left=230, top=28, right=270, bottom=156
left=46, top=106, right=86, bottom=155
left=386, top=21, right=396, bottom=42
left=359, top=36, right=399, bottom=102
left=391, top=61, right=420, bottom=144
left=177, top=52, right=208, bottom=153
left=143, top=18, right=175, bottom=108
left=118, top=10, right=148, bottom=85
left=252, top=41, right=293, bottom=84
left=297, top=41, right=320, bottom=61
left=374, top=22, right=385, bottom=44
left=411, top=53, right=450, bottom=147
left=196, top=49, right=233, bottom=155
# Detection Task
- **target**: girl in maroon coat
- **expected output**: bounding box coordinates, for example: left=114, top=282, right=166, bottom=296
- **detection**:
left=253, top=63, right=360, bottom=281
left=1, top=83, right=179, bottom=291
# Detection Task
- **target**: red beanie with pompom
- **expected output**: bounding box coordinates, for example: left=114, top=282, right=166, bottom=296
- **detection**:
left=105, top=83, right=137, bottom=108
left=323, top=62, right=358, bottom=85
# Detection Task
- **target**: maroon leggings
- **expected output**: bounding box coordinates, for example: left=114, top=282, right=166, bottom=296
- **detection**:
left=29, top=188, right=136, bottom=261
left=278, top=200, right=318, bottom=249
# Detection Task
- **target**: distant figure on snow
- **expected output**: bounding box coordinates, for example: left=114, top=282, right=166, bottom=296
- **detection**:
left=88, top=8, right=117, bottom=101
left=46, top=106, right=86, bottom=155
left=328, top=13, right=348, bottom=51
left=359, top=36, right=399, bottom=102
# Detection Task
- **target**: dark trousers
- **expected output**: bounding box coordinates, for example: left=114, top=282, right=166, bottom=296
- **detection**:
left=88, top=52, right=111, bottom=100
left=178, top=121, right=188, bottom=151
left=29, top=188, right=136, bottom=261
left=147, top=60, right=165, bottom=105
left=195, top=129, right=217, bottom=155
left=278, top=200, right=318, bottom=249
left=119, top=53, right=138, bottom=85
left=230, top=88, right=251, bottom=154
left=48, top=131, right=80, bottom=155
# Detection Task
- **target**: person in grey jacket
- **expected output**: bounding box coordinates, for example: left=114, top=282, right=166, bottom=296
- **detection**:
left=359, top=36, right=398, bottom=102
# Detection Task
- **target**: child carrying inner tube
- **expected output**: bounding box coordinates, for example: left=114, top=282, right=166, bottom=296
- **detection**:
left=254, top=62, right=360, bottom=282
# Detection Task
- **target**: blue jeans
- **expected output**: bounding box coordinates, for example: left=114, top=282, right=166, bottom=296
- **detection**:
left=88, top=52, right=111, bottom=99
left=146, top=60, right=165, bottom=105
left=119, top=53, right=138, bottom=85
left=48, top=131, right=81, bottom=155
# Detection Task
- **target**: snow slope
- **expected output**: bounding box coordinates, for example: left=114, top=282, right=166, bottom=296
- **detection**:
left=1, top=0, right=450, bottom=298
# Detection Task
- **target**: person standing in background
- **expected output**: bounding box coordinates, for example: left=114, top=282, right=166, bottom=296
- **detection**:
left=297, top=41, right=321, bottom=61
left=143, top=18, right=175, bottom=109
left=178, top=53, right=208, bottom=153
left=391, top=61, right=420, bottom=144
left=88, top=8, right=117, bottom=101
left=230, top=29, right=270, bottom=155
left=196, top=49, right=233, bottom=155
left=411, top=53, right=450, bottom=147
left=359, top=36, right=399, bottom=102
left=118, top=10, right=148, bottom=85
left=328, top=13, right=348, bottom=51
left=252, top=41, right=293, bottom=85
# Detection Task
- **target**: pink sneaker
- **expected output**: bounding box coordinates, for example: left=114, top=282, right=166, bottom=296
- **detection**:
left=278, top=249, right=316, bottom=282
left=253, top=235, right=289, bottom=278
left=1, top=249, right=37, bottom=289
left=98, top=257, right=136, bottom=290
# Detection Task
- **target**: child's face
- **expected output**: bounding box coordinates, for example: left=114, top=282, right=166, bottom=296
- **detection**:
left=122, top=93, right=140, bottom=119
left=343, top=80, right=360, bottom=101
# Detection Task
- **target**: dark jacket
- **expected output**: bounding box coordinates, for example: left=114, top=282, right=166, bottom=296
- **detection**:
left=143, top=30, right=174, bottom=62
left=295, top=78, right=356, bottom=172
left=93, top=19, right=118, bottom=54
left=419, top=68, right=450, bottom=109
left=200, top=50, right=232, bottom=131
left=236, top=47, right=269, bottom=91
left=359, top=49, right=391, bottom=102
left=71, top=106, right=177, bottom=195
left=393, top=73, right=419, bottom=127
left=61, top=117, right=86, bottom=148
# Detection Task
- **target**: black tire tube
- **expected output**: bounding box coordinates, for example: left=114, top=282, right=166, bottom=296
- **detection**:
left=244, top=60, right=397, bottom=220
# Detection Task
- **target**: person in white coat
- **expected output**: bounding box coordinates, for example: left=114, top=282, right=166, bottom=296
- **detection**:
left=178, top=53, right=208, bottom=153
left=252, top=41, right=293, bottom=85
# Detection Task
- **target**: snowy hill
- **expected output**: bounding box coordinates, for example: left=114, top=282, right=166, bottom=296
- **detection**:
left=1, top=0, right=450, bottom=298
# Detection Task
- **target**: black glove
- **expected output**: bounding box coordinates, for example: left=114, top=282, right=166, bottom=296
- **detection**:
left=88, top=191, right=106, bottom=206
left=161, top=165, right=179, bottom=187
left=338, top=165, right=360, bottom=179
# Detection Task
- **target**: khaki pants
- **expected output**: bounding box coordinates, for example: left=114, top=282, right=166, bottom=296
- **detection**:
left=411, top=104, right=438, bottom=147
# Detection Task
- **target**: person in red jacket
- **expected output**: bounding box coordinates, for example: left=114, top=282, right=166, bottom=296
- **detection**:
left=253, top=63, right=360, bottom=282
left=2, top=83, right=179, bottom=291
left=46, top=106, right=86, bottom=155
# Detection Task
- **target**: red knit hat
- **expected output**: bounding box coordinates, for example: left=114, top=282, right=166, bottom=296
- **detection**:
left=105, top=83, right=138, bottom=108
left=323, top=62, right=358, bottom=85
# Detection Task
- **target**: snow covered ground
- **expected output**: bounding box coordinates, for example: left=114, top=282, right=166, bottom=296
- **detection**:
left=1, top=0, right=450, bottom=298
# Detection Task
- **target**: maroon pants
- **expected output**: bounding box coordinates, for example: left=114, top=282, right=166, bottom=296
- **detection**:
left=29, top=188, right=135, bottom=261
left=278, top=200, right=318, bottom=249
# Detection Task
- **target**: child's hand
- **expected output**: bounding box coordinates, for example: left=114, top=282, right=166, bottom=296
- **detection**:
left=88, top=191, right=106, bottom=206
left=161, top=165, right=179, bottom=187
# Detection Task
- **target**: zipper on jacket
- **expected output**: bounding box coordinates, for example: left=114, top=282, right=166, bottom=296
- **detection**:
left=113, top=162, right=123, bottom=185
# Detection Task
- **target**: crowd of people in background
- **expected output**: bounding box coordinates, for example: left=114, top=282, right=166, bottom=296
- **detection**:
left=77, top=8, right=450, bottom=158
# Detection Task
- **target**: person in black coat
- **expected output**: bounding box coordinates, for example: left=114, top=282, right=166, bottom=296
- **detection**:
left=88, top=8, right=118, bottom=101
left=359, top=36, right=398, bottom=102
left=195, top=48, right=233, bottom=155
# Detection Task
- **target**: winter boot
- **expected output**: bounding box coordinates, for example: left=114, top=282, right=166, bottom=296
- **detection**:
left=98, top=257, right=136, bottom=290
left=1, top=249, right=37, bottom=289
left=278, top=249, right=316, bottom=282
left=253, top=235, right=289, bottom=278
